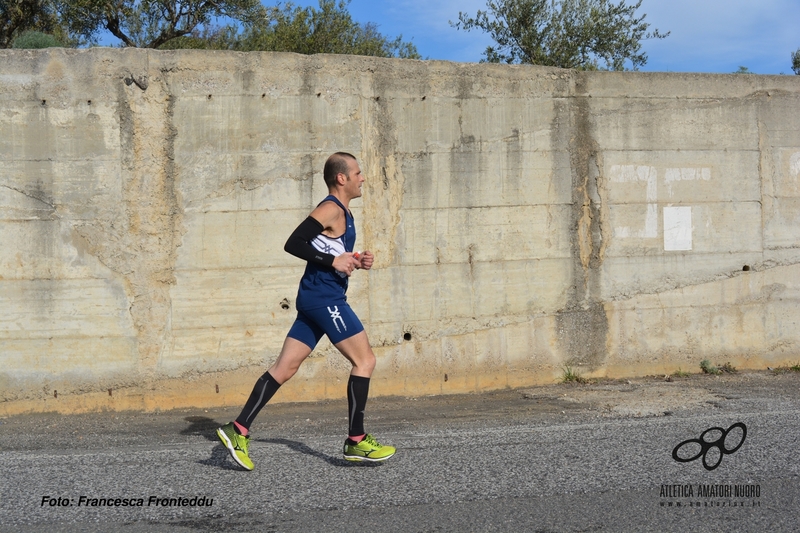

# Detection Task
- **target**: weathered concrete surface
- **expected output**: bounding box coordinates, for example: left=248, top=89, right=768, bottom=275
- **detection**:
left=1, top=49, right=799, bottom=415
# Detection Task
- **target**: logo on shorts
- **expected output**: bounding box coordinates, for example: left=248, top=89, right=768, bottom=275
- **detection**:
left=328, top=306, right=347, bottom=333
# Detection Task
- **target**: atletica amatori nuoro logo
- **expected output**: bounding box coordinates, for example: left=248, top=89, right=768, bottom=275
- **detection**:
left=672, top=422, right=747, bottom=471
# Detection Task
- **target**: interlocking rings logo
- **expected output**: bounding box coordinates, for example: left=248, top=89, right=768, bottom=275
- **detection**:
left=672, top=422, right=747, bottom=471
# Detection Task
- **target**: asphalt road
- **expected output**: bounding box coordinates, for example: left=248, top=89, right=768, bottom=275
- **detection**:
left=2, top=371, right=799, bottom=532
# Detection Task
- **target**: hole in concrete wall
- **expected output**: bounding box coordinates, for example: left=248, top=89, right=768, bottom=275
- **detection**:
left=280, top=298, right=290, bottom=310
left=743, top=265, right=751, bottom=271
left=108, top=388, right=112, bottom=396
left=444, top=373, right=448, bottom=382
left=215, top=384, right=219, bottom=393
left=261, top=93, right=266, bottom=98
left=207, top=94, right=212, bottom=100
left=41, top=99, right=46, bottom=106
left=316, top=92, right=321, bottom=97
left=421, top=96, right=426, bottom=101
left=87, top=100, right=91, bottom=105
left=54, top=390, right=57, bottom=398
left=374, top=96, right=380, bottom=101
left=403, top=332, right=412, bottom=341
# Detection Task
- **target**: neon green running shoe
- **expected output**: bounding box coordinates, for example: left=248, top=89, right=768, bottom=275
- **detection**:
left=343, top=433, right=396, bottom=462
left=216, top=422, right=254, bottom=471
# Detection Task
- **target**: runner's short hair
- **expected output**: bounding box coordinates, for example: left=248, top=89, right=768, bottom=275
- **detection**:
left=323, top=152, right=357, bottom=187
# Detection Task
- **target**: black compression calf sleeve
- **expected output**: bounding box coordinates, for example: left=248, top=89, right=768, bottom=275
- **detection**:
left=347, top=375, right=370, bottom=437
left=235, top=371, right=281, bottom=430
left=284, top=216, right=335, bottom=267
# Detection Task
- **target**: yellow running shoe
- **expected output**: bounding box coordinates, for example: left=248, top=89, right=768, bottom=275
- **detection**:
left=216, top=422, right=254, bottom=471
left=343, top=433, right=396, bottom=462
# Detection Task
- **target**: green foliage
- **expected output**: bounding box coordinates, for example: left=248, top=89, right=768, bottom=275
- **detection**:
left=12, top=28, right=60, bottom=47
left=3, top=0, right=419, bottom=57
left=770, top=363, right=800, bottom=374
left=733, top=66, right=751, bottom=74
left=233, top=0, right=420, bottom=58
left=699, top=359, right=720, bottom=375
left=1, top=0, right=60, bottom=47
left=451, top=0, right=668, bottom=70
left=54, top=0, right=264, bottom=48
left=157, top=24, right=239, bottom=49
left=671, top=368, right=690, bottom=378
left=700, top=360, right=736, bottom=375
left=792, top=49, right=800, bottom=75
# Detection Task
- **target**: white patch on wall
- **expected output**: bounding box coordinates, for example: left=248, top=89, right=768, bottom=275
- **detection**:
left=790, top=152, right=800, bottom=178
left=663, top=206, right=693, bottom=251
left=664, top=167, right=711, bottom=196
left=610, top=165, right=658, bottom=238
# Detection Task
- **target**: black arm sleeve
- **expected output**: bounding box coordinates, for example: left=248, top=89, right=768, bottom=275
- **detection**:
left=284, top=216, right=335, bottom=267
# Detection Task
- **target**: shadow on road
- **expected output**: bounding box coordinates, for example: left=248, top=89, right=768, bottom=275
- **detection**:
left=198, top=444, right=248, bottom=471
left=185, top=417, right=379, bottom=470
left=263, top=438, right=381, bottom=468
left=181, top=416, right=224, bottom=441
left=184, top=416, right=253, bottom=471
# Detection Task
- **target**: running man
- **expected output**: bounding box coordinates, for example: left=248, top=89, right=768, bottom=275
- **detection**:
left=216, top=152, right=395, bottom=470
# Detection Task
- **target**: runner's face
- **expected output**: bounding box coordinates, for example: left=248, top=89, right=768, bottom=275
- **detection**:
left=343, top=159, right=364, bottom=198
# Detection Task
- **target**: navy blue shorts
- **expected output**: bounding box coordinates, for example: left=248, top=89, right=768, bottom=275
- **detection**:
left=287, top=303, right=365, bottom=349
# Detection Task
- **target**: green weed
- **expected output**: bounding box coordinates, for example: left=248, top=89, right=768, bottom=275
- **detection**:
left=700, top=359, right=721, bottom=375
left=672, top=368, right=690, bottom=378
left=771, top=363, right=800, bottom=374
left=700, top=360, right=736, bottom=374
left=561, top=366, right=588, bottom=384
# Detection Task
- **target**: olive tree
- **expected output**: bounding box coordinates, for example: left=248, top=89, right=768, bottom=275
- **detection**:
left=232, top=0, right=420, bottom=58
left=1, top=0, right=60, bottom=47
left=55, top=0, right=264, bottom=48
left=452, top=0, right=668, bottom=70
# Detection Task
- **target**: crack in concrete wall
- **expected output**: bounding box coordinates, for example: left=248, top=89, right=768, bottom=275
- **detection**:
left=362, top=68, right=406, bottom=268
left=72, top=55, right=185, bottom=377
left=556, top=73, right=610, bottom=370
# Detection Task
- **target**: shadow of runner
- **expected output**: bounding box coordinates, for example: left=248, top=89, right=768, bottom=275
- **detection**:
left=263, top=438, right=380, bottom=468
left=199, top=443, right=249, bottom=471
left=181, top=416, right=224, bottom=442
left=189, top=419, right=381, bottom=470
left=185, top=416, right=254, bottom=471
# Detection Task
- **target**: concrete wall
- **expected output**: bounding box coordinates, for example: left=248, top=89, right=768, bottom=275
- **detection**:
left=1, top=48, right=799, bottom=415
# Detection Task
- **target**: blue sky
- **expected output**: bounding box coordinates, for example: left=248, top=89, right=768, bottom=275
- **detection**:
left=275, top=0, right=800, bottom=74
